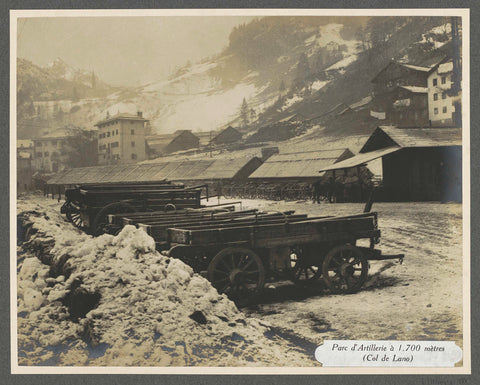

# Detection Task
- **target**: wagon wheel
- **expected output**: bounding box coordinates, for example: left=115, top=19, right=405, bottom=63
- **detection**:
left=92, top=201, right=137, bottom=236
left=207, top=247, right=265, bottom=297
left=65, top=201, right=87, bottom=230
left=322, top=244, right=368, bottom=294
left=290, top=247, right=321, bottom=285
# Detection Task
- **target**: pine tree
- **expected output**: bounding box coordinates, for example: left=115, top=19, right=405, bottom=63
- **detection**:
left=249, top=108, right=256, bottom=122
left=279, top=80, right=286, bottom=95
left=240, top=98, right=249, bottom=127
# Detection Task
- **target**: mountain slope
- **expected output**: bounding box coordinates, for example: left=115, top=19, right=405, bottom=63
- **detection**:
left=17, top=16, right=455, bottom=142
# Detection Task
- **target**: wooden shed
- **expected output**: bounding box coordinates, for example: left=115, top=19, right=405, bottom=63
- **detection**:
left=320, top=126, right=462, bottom=202
left=210, top=126, right=243, bottom=146
left=163, top=130, right=200, bottom=154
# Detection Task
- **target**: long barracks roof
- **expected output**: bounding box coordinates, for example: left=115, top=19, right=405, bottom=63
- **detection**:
left=47, top=157, right=262, bottom=185
left=95, top=113, right=148, bottom=127
left=249, top=149, right=353, bottom=179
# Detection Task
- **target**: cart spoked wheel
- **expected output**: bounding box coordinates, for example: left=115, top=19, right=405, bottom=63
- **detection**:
left=65, top=201, right=87, bottom=230
left=208, top=247, right=265, bottom=297
left=290, top=248, right=321, bottom=285
left=322, top=244, right=368, bottom=294
left=92, top=202, right=137, bottom=236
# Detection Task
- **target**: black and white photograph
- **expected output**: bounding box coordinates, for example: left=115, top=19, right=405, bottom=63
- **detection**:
left=11, top=8, right=470, bottom=374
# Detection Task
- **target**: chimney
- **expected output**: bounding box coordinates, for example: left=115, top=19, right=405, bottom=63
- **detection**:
left=137, top=111, right=143, bottom=118
left=106, top=111, right=110, bottom=118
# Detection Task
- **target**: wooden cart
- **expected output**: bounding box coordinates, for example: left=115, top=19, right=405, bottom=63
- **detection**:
left=135, top=210, right=404, bottom=296
left=60, top=182, right=204, bottom=235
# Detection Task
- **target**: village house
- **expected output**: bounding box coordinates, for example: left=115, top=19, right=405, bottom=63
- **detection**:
left=17, top=139, right=34, bottom=157
left=389, top=86, right=429, bottom=127
left=427, top=60, right=458, bottom=127
left=371, top=61, right=433, bottom=127
left=95, top=112, right=149, bottom=165
left=163, top=130, right=200, bottom=154
left=209, top=126, right=243, bottom=146
left=32, top=128, right=73, bottom=173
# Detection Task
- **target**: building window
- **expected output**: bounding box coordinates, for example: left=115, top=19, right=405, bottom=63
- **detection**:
left=99, top=145, right=102, bottom=151
left=131, top=129, right=135, bottom=135
left=433, top=78, right=438, bottom=86
left=36, top=152, right=42, bottom=158
left=441, top=76, right=446, bottom=84
left=131, top=153, right=137, bottom=160
left=116, top=129, right=118, bottom=135
left=442, top=92, right=446, bottom=99
left=434, top=107, right=439, bottom=115
left=443, top=106, right=447, bottom=113
left=131, top=141, right=135, bottom=147
left=433, top=93, right=438, bottom=101
left=107, top=132, right=110, bottom=137
left=44, top=152, right=49, bottom=157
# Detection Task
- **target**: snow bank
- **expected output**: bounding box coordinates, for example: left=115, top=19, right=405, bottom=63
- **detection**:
left=16, top=195, right=314, bottom=367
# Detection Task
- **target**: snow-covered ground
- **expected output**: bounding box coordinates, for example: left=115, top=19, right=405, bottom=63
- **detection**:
left=16, top=195, right=315, bottom=367
left=220, top=197, right=464, bottom=357
left=16, top=194, right=464, bottom=367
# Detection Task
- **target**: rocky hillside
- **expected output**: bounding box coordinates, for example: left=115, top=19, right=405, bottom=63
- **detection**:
left=17, top=16, right=456, bottom=141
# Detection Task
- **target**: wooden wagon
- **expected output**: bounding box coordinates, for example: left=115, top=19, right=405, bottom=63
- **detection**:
left=61, top=182, right=204, bottom=235
left=112, top=208, right=404, bottom=296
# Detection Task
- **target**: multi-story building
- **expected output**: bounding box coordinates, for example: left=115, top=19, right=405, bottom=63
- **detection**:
left=32, top=128, right=72, bottom=173
left=95, top=112, right=148, bottom=165
left=427, top=60, right=457, bottom=127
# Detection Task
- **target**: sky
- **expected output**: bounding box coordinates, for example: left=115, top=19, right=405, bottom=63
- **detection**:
left=17, top=16, right=256, bottom=86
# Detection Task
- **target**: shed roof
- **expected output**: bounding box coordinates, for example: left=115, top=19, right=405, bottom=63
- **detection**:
left=47, top=156, right=262, bottom=185
left=249, top=149, right=353, bottom=179
left=360, top=126, right=462, bottom=153
left=317, top=147, right=401, bottom=171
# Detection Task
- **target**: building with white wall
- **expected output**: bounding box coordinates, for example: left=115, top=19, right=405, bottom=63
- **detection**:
left=95, top=112, right=149, bottom=165
left=427, top=61, right=455, bottom=127
left=32, top=128, right=72, bottom=173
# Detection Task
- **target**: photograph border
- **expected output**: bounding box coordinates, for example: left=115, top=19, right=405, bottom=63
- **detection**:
left=5, top=2, right=477, bottom=382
